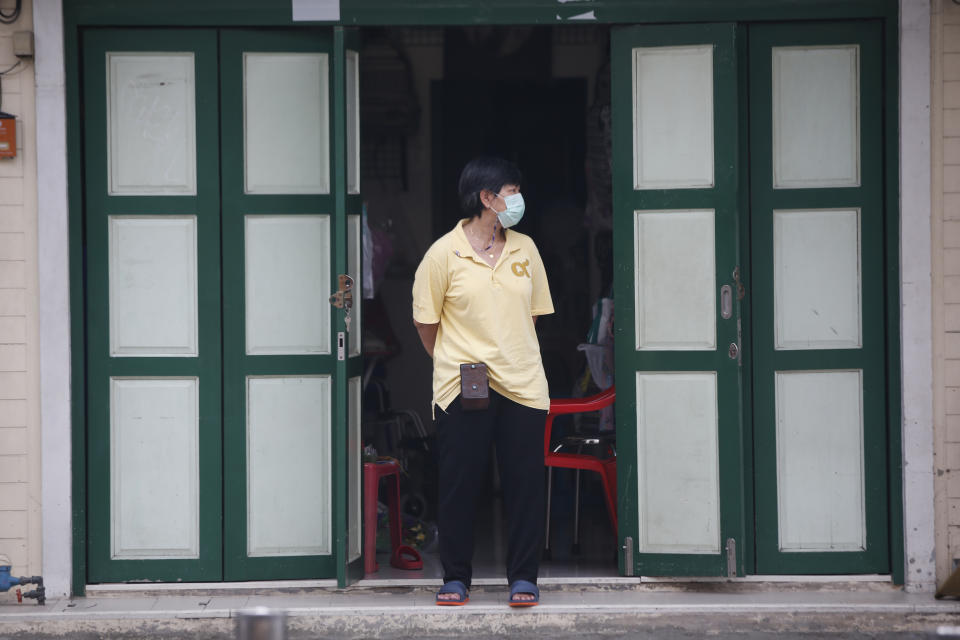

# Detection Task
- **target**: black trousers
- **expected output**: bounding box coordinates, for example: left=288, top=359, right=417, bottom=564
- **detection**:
left=436, top=390, right=547, bottom=588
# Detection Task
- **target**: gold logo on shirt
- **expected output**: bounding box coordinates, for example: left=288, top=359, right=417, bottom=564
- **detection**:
left=511, top=259, right=530, bottom=278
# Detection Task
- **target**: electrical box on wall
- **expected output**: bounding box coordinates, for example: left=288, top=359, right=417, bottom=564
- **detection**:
left=13, top=32, right=34, bottom=58
left=0, top=114, right=16, bottom=159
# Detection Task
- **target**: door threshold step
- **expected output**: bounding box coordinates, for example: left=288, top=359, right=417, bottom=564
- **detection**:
left=83, top=574, right=896, bottom=597
left=358, top=574, right=894, bottom=587
left=2, top=591, right=958, bottom=639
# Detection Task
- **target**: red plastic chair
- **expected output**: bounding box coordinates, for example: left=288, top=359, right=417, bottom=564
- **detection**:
left=543, top=386, right=617, bottom=556
left=363, top=461, right=423, bottom=574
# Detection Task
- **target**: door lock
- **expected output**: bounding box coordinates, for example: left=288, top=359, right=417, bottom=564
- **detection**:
left=328, top=274, right=354, bottom=309
left=728, top=342, right=739, bottom=360
left=329, top=274, right=354, bottom=333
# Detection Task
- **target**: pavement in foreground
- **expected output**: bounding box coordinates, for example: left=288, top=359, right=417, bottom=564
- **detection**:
left=1, top=582, right=959, bottom=639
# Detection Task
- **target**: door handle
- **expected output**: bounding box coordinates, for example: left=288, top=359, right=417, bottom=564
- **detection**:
left=720, top=284, right=733, bottom=319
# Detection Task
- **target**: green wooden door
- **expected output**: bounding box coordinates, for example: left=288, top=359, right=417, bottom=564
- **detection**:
left=333, top=27, right=367, bottom=587
left=82, top=28, right=224, bottom=582
left=611, top=24, right=747, bottom=577
left=748, top=21, right=889, bottom=574
left=83, top=26, right=363, bottom=584
left=612, top=19, right=891, bottom=578
left=219, top=26, right=364, bottom=583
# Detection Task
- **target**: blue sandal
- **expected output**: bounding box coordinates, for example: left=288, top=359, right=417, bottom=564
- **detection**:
left=436, top=580, right=469, bottom=606
left=508, top=580, right=539, bottom=607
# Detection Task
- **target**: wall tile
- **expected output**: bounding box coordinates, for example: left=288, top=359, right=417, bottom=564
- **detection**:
left=0, top=148, right=23, bottom=180
left=0, top=234, right=25, bottom=260
left=0, top=179, right=22, bottom=206
left=946, top=53, right=960, bottom=81
left=0, top=261, right=24, bottom=288
left=0, top=344, right=26, bottom=370
left=946, top=332, right=960, bottom=358
left=0, top=427, right=26, bottom=454
left=944, top=194, right=960, bottom=220
left=0, top=372, right=26, bottom=399
left=947, top=305, right=960, bottom=331
left=950, top=527, right=960, bottom=562
left=950, top=443, right=960, bottom=498
left=0, top=540, right=27, bottom=570
left=947, top=82, right=960, bottom=109
left=948, top=221, right=960, bottom=249
left=0, top=206, right=24, bottom=232
left=0, top=400, right=26, bottom=427
left=0, top=483, right=26, bottom=509
left=951, top=468, right=960, bottom=499
left=0, top=508, right=26, bottom=538
left=946, top=24, right=960, bottom=53
left=0, top=455, right=25, bottom=483
left=946, top=110, right=960, bottom=137
left=946, top=414, right=960, bottom=443
left=950, top=441, right=960, bottom=468
left=947, top=360, right=960, bottom=387
left=946, top=166, right=960, bottom=192
left=946, top=275, right=960, bottom=303
left=0, top=290, right=24, bottom=316
left=947, top=387, right=960, bottom=414
left=0, top=69, right=19, bottom=95
left=945, top=221, right=960, bottom=247
left=946, top=249, right=960, bottom=274
left=948, top=137, right=960, bottom=165
left=0, top=317, right=25, bottom=343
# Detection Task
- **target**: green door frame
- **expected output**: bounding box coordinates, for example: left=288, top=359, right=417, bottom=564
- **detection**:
left=65, top=0, right=902, bottom=595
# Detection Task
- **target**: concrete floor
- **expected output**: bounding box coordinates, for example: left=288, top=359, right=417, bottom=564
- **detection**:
left=2, top=511, right=956, bottom=638
left=2, top=580, right=959, bottom=639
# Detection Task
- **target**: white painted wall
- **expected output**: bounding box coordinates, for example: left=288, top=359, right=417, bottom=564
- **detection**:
left=34, top=0, right=71, bottom=598
left=900, top=0, right=936, bottom=593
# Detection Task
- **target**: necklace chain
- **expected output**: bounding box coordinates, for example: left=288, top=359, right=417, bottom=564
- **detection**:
left=469, top=221, right=497, bottom=254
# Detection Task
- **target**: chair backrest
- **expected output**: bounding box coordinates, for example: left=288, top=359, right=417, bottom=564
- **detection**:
left=544, top=386, right=616, bottom=456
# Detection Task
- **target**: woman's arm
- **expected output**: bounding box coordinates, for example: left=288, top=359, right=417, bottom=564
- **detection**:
left=414, top=320, right=439, bottom=358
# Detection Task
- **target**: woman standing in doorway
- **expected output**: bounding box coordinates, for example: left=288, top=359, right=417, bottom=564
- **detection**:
left=412, top=157, right=554, bottom=607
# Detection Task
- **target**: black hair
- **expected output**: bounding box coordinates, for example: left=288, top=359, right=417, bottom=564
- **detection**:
left=458, top=157, right=523, bottom=217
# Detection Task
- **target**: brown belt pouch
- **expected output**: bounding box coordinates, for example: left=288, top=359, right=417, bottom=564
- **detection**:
left=460, top=363, right=490, bottom=411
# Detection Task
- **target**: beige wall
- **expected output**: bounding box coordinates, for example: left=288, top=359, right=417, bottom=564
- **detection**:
left=933, top=0, right=960, bottom=586
left=0, top=0, right=40, bottom=585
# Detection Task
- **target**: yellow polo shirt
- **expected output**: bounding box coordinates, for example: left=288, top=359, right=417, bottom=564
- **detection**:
left=412, top=219, right=554, bottom=413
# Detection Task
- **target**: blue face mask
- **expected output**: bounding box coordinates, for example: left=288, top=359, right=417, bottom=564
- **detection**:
left=494, top=192, right=525, bottom=228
